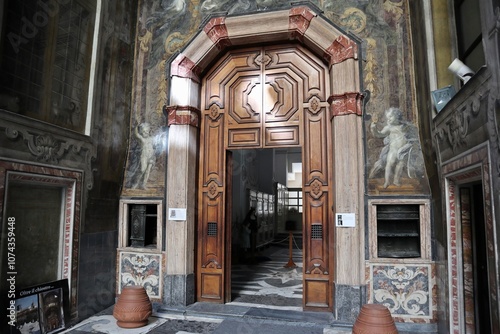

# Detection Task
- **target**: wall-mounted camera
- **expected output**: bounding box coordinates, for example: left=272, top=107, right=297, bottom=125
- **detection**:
left=448, top=58, right=475, bottom=84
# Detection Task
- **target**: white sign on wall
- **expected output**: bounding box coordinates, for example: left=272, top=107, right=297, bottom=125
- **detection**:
left=168, top=208, right=187, bottom=221
left=335, top=213, right=355, bottom=227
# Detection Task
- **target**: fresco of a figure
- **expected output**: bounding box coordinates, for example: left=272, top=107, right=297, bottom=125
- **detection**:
left=369, top=107, right=425, bottom=189
left=122, top=0, right=431, bottom=197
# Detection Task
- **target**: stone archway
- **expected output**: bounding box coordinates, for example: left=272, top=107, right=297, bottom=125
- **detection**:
left=164, top=5, right=365, bottom=314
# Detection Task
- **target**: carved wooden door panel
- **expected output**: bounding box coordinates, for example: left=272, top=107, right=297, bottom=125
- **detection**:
left=198, top=45, right=333, bottom=311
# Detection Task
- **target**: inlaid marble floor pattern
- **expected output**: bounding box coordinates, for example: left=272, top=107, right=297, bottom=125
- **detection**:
left=231, top=242, right=303, bottom=308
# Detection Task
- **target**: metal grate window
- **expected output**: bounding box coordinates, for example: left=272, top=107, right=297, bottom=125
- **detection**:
left=207, top=222, right=217, bottom=237
left=311, top=224, right=323, bottom=239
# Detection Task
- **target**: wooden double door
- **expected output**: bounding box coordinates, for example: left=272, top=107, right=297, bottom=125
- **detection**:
left=197, top=44, right=334, bottom=311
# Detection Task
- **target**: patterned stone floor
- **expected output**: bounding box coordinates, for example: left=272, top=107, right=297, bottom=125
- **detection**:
left=231, top=242, right=303, bottom=308
left=56, top=239, right=430, bottom=333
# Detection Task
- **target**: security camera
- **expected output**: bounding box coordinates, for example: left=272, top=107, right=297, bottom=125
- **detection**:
left=448, top=58, right=475, bottom=84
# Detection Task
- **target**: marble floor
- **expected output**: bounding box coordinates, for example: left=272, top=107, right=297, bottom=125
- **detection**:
left=58, top=237, right=352, bottom=334
left=230, top=239, right=303, bottom=309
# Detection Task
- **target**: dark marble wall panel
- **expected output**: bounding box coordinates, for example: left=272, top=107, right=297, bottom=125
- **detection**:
left=76, top=0, right=137, bottom=322
left=77, top=231, right=118, bottom=322
left=335, top=284, right=364, bottom=323
left=85, top=0, right=136, bottom=232
left=0, top=0, right=140, bottom=323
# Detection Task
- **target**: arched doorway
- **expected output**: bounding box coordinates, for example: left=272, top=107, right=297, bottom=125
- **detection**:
left=165, top=5, right=364, bottom=313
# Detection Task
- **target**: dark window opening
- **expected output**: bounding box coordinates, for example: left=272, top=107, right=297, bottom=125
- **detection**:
left=129, top=204, right=157, bottom=248
left=454, top=0, right=485, bottom=72
left=377, top=204, right=421, bottom=258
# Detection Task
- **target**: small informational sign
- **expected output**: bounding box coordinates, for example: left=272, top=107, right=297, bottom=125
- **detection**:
left=168, top=208, right=187, bottom=221
left=335, top=213, right=355, bottom=227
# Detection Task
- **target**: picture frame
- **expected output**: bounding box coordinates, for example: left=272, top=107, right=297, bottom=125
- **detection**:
left=11, top=279, right=69, bottom=334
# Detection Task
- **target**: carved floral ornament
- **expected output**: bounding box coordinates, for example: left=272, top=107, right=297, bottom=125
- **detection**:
left=209, top=104, right=222, bottom=121
left=372, top=264, right=430, bottom=317
left=121, top=254, right=160, bottom=288
left=307, top=96, right=322, bottom=115
left=4, top=126, right=96, bottom=189
left=255, top=53, right=272, bottom=68
left=206, top=179, right=223, bottom=200
left=310, top=178, right=324, bottom=199
left=434, top=86, right=488, bottom=153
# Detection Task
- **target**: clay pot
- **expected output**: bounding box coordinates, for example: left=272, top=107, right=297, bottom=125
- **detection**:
left=352, top=304, right=398, bottom=334
left=113, top=285, right=152, bottom=328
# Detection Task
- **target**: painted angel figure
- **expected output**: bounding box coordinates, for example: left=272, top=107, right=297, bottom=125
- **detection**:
left=369, top=107, right=420, bottom=188
left=133, top=122, right=156, bottom=189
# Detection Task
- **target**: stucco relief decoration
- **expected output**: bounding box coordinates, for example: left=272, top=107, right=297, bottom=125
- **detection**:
left=119, top=252, right=161, bottom=299
left=371, top=264, right=431, bottom=318
left=7, top=130, right=63, bottom=163
left=4, top=127, right=96, bottom=189
left=435, top=87, right=486, bottom=154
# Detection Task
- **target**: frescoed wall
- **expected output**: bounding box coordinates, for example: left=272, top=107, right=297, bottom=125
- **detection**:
left=122, top=0, right=430, bottom=197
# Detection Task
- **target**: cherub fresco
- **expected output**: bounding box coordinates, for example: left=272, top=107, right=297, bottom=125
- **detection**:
left=132, top=122, right=157, bottom=189
left=369, top=107, right=423, bottom=188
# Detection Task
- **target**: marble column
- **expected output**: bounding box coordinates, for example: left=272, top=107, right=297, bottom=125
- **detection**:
left=328, top=52, right=365, bottom=322
left=163, top=73, right=200, bottom=306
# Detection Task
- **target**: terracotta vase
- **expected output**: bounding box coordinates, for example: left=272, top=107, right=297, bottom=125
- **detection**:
left=113, top=285, right=152, bottom=328
left=352, top=304, right=398, bottom=334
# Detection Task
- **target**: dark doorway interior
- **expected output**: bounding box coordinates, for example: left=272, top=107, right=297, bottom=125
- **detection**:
left=229, top=148, right=304, bottom=308
left=460, top=183, right=491, bottom=333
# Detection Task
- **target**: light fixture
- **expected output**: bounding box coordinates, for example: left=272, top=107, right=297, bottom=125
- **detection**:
left=431, top=85, right=456, bottom=112
left=448, top=58, right=475, bottom=84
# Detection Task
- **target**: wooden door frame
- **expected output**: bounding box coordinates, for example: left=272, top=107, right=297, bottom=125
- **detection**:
left=224, top=151, right=233, bottom=304
left=166, top=5, right=364, bottom=313
left=197, top=44, right=334, bottom=310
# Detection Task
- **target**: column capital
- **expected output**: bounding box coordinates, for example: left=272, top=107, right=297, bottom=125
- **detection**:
left=288, top=6, right=317, bottom=40
left=164, top=105, right=201, bottom=128
left=171, top=54, right=202, bottom=83
left=325, top=35, right=358, bottom=66
left=328, top=92, right=364, bottom=118
left=204, top=17, right=231, bottom=50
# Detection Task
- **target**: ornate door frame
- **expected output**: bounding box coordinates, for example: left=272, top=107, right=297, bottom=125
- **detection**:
left=165, top=5, right=364, bottom=312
